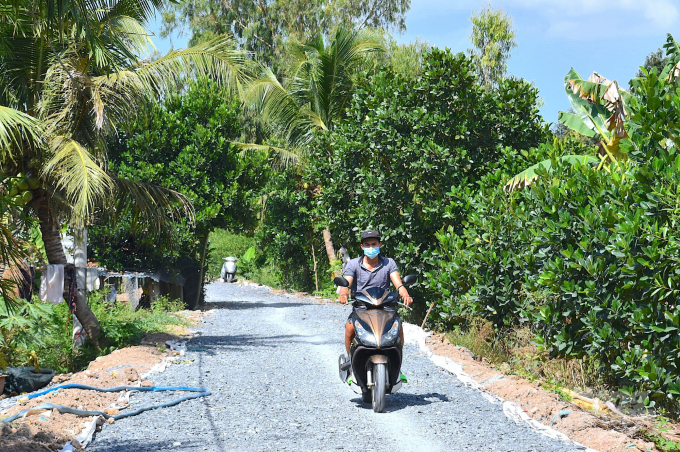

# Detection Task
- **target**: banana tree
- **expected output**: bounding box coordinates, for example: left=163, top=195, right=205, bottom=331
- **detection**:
left=505, top=69, right=632, bottom=191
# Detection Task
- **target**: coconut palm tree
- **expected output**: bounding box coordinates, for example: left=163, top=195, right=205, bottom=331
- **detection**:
left=0, top=0, right=249, bottom=348
left=244, top=27, right=383, bottom=262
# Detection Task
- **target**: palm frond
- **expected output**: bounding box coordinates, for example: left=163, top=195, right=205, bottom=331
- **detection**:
left=0, top=210, right=26, bottom=312
left=108, top=177, right=195, bottom=236
left=245, top=27, right=384, bottom=151
left=244, top=67, right=318, bottom=147
left=131, top=36, right=250, bottom=96
left=43, top=136, right=114, bottom=224
left=0, top=106, right=42, bottom=161
left=106, top=15, right=155, bottom=59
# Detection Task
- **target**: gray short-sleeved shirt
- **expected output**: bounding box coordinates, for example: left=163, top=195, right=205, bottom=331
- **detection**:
left=343, top=256, right=399, bottom=292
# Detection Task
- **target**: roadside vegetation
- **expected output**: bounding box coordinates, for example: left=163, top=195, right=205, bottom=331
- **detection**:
left=1, top=294, right=188, bottom=374
left=2, top=0, right=680, bottom=427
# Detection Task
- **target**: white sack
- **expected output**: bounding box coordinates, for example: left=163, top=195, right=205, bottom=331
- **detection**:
left=39, top=264, right=64, bottom=304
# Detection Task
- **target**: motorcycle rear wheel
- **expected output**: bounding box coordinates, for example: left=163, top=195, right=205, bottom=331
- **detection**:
left=372, top=363, right=386, bottom=413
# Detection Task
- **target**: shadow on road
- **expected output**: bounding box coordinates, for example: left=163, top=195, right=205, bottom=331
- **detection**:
left=350, top=392, right=451, bottom=413
left=89, top=439, right=205, bottom=451
left=189, top=333, right=337, bottom=353
left=201, top=301, right=314, bottom=310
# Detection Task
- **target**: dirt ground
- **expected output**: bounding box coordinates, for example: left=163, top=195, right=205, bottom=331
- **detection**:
left=0, top=310, right=205, bottom=452
left=425, top=333, right=666, bottom=452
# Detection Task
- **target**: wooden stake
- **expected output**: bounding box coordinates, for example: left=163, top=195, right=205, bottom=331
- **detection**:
left=421, top=299, right=437, bottom=329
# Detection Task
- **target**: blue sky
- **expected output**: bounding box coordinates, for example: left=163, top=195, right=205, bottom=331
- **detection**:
left=149, top=0, right=680, bottom=124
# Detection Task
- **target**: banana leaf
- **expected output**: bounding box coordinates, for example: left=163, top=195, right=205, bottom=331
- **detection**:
left=505, top=155, right=600, bottom=192
left=557, top=112, right=597, bottom=137
left=560, top=68, right=634, bottom=162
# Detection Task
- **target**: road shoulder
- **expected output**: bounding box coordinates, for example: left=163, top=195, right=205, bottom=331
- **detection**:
left=424, top=332, right=655, bottom=452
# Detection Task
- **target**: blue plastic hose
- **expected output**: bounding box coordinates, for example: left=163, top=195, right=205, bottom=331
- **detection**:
left=1, top=384, right=211, bottom=423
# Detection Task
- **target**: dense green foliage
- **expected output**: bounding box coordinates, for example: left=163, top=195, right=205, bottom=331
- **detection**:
left=427, top=36, right=680, bottom=411
left=206, top=229, right=280, bottom=287
left=308, top=48, right=545, bottom=291
left=90, top=79, right=267, bottom=270
left=258, top=171, right=332, bottom=292
left=1, top=295, right=186, bottom=374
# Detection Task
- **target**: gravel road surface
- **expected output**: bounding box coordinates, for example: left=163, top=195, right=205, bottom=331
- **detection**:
left=89, top=282, right=581, bottom=452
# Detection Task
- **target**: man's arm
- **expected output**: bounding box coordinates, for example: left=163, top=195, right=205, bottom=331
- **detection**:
left=390, top=272, right=413, bottom=307
left=339, top=276, right=354, bottom=304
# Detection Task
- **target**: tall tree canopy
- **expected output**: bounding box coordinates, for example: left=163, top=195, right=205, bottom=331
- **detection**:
left=468, top=4, right=517, bottom=89
left=162, top=0, right=410, bottom=71
left=307, top=48, right=545, bottom=286
left=636, top=48, right=669, bottom=78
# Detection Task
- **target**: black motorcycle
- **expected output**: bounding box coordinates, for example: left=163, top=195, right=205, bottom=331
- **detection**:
left=335, top=274, right=417, bottom=413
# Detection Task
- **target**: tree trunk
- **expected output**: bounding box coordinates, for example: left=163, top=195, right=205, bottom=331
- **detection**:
left=36, top=193, right=67, bottom=265
left=322, top=228, right=336, bottom=262
left=35, top=192, right=109, bottom=350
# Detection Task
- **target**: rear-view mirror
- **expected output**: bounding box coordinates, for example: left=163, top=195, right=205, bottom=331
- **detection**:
left=334, top=276, right=350, bottom=287
left=402, top=274, right=417, bottom=286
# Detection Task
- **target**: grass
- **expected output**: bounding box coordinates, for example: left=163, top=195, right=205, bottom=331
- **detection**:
left=640, top=414, right=680, bottom=451
left=445, top=316, right=606, bottom=397
left=446, top=317, right=512, bottom=365
left=206, top=229, right=281, bottom=288
left=205, top=229, right=256, bottom=280
left=1, top=293, right=189, bottom=375
left=643, top=430, right=680, bottom=452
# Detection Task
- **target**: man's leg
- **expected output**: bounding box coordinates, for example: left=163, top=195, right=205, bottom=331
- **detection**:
left=345, top=321, right=355, bottom=355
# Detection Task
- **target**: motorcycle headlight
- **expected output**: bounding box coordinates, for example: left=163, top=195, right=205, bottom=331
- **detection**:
left=354, top=321, right=377, bottom=347
left=381, top=320, right=400, bottom=344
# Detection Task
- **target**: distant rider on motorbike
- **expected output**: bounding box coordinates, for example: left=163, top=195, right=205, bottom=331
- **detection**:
left=338, top=230, right=413, bottom=355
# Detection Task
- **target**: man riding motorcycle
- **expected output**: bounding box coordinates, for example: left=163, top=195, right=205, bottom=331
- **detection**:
left=338, top=230, right=413, bottom=356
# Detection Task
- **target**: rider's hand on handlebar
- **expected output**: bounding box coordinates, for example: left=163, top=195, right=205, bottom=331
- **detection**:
left=338, top=293, right=349, bottom=304
left=399, top=287, right=413, bottom=307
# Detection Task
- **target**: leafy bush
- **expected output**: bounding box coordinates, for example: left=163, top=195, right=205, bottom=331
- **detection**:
left=428, top=37, right=680, bottom=411
left=90, top=77, right=267, bottom=271
left=205, top=229, right=256, bottom=280
left=306, top=48, right=546, bottom=314
left=0, top=294, right=187, bottom=375
left=0, top=300, right=56, bottom=369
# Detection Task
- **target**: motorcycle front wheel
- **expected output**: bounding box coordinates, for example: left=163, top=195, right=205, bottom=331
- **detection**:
left=372, top=363, right=386, bottom=413
left=226, top=273, right=234, bottom=283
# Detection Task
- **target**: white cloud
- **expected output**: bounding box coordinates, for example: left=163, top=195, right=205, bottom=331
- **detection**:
left=642, top=0, right=679, bottom=28
left=518, top=0, right=679, bottom=33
